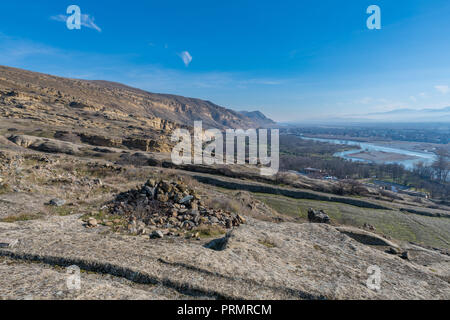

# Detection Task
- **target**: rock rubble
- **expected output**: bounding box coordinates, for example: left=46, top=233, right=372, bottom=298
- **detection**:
left=109, top=179, right=246, bottom=234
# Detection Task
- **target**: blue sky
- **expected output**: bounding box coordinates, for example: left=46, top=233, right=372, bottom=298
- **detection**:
left=1, top=1, right=450, bottom=122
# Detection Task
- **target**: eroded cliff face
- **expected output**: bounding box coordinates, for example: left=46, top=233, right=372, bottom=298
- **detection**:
left=0, top=73, right=172, bottom=152
left=0, top=65, right=272, bottom=130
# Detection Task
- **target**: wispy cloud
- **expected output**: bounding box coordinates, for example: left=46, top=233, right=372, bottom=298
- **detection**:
left=179, top=51, right=192, bottom=66
left=355, top=97, right=373, bottom=104
left=50, top=14, right=102, bottom=32
left=239, top=79, right=282, bottom=86
left=0, top=36, right=59, bottom=66
left=435, top=85, right=449, bottom=94
left=0, top=34, right=280, bottom=95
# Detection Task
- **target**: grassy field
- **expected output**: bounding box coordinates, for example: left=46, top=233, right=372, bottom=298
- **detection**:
left=253, top=192, right=450, bottom=249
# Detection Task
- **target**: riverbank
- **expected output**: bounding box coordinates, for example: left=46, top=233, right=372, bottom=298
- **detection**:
left=299, top=136, right=437, bottom=169
left=346, top=150, right=420, bottom=163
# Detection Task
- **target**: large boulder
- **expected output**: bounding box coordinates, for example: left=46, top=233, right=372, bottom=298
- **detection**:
left=308, top=208, right=330, bottom=224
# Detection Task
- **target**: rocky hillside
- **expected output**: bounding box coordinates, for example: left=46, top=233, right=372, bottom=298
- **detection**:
left=0, top=65, right=276, bottom=157
left=0, top=65, right=274, bottom=130
left=238, top=110, right=276, bottom=127
left=1, top=214, right=449, bottom=299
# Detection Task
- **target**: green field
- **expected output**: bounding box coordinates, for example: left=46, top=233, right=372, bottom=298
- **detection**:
left=253, top=193, right=450, bottom=249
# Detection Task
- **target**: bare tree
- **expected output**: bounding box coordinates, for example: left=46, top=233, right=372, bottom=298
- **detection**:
left=413, top=161, right=434, bottom=180
left=432, top=148, right=450, bottom=182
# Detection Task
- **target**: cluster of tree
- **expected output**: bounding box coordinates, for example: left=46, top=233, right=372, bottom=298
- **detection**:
left=411, top=148, right=449, bottom=199
left=280, top=135, right=351, bottom=157
left=280, top=136, right=449, bottom=199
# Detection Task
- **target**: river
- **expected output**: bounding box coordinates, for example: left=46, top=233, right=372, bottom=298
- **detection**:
left=299, top=136, right=437, bottom=170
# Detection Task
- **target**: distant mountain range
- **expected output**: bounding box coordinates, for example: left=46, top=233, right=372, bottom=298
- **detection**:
left=237, top=110, right=276, bottom=127
left=357, top=107, right=450, bottom=123
left=285, top=107, right=450, bottom=125
left=368, top=106, right=450, bottom=115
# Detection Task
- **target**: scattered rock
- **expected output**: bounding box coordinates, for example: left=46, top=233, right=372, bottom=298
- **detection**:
left=87, top=218, right=98, bottom=228
left=150, top=230, right=164, bottom=239
left=237, top=214, right=247, bottom=224
left=363, top=223, right=376, bottom=231
left=401, top=251, right=410, bottom=260
left=157, top=193, right=169, bottom=203
left=49, top=198, right=66, bottom=207
left=210, top=216, right=219, bottom=224
left=179, top=195, right=194, bottom=205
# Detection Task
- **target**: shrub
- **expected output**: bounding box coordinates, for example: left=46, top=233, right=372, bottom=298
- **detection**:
left=204, top=197, right=243, bottom=213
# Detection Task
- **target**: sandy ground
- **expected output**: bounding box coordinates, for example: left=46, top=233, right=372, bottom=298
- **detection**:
left=346, top=151, right=419, bottom=163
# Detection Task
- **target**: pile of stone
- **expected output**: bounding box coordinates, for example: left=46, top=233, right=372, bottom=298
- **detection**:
left=109, top=179, right=246, bottom=235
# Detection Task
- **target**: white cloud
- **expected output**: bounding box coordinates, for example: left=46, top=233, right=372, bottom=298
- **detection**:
left=50, top=14, right=102, bottom=32
left=435, top=85, right=449, bottom=94
left=179, top=51, right=192, bottom=66
left=409, top=96, right=417, bottom=102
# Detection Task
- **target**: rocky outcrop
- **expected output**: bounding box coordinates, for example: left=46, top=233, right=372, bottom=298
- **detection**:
left=9, top=131, right=171, bottom=155
left=79, top=134, right=122, bottom=148
left=122, top=138, right=150, bottom=151
left=335, top=226, right=400, bottom=248
left=7, top=135, right=80, bottom=155
left=78, top=134, right=171, bottom=153
left=146, top=117, right=178, bottom=132
left=122, top=138, right=170, bottom=152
